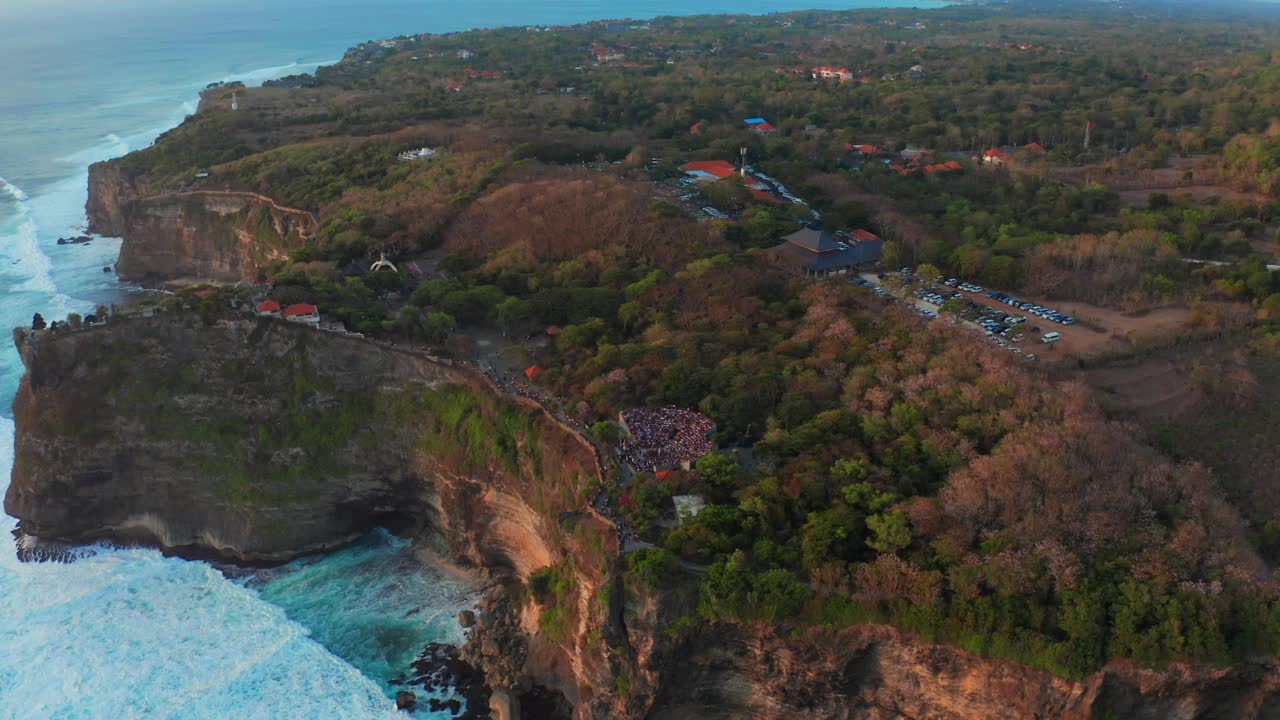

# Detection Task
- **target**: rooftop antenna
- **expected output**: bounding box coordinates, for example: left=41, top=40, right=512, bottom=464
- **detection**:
left=739, top=146, right=748, bottom=176
left=231, top=91, right=239, bottom=111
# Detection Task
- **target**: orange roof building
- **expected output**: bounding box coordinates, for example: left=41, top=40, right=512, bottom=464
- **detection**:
left=983, top=148, right=1012, bottom=166
left=524, top=365, right=544, bottom=380
left=680, top=160, right=738, bottom=179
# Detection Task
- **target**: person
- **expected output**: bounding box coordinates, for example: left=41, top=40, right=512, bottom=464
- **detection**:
left=31, top=313, right=46, bottom=331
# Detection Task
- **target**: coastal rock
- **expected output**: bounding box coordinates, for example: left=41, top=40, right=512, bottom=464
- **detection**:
left=458, top=610, right=476, bottom=628
left=394, top=690, right=416, bottom=711
left=408, top=642, right=490, bottom=719
left=488, top=688, right=519, bottom=720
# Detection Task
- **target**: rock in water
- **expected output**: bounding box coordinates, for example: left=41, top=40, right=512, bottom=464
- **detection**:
left=458, top=610, right=476, bottom=628
left=409, top=642, right=491, bottom=719
left=395, top=690, right=417, bottom=711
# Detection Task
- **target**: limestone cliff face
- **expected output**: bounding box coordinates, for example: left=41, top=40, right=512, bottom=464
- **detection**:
left=86, top=162, right=137, bottom=238
left=87, top=162, right=314, bottom=283
left=10, top=314, right=445, bottom=560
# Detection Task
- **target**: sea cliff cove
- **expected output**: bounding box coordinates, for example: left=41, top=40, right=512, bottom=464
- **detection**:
left=7, top=0, right=1280, bottom=717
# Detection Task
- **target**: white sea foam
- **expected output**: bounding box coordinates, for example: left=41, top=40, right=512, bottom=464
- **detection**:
left=0, top=178, right=58, bottom=296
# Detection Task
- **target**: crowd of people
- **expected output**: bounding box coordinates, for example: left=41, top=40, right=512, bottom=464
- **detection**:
left=618, top=406, right=717, bottom=472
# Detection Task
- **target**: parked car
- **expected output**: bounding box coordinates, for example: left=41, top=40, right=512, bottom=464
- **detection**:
left=1041, top=331, right=1061, bottom=344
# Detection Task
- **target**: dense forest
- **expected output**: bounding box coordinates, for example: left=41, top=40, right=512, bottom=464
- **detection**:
left=110, top=0, right=1280, bottom=681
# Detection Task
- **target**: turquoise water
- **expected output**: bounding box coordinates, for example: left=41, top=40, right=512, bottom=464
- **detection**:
left=0, top=0, right=944, bottom=716
left=247, top=532, right=473, bottom=701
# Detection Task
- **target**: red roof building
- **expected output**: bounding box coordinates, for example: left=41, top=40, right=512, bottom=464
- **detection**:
left=257, top=300, right=281, bottom=315
left=846, top=143, right=880, bottom=156
left=681, top=160, right=738, bottom=179
left=524, top=365, right=544, bottom=380
left=924, top=161, right=962, bottom=174
left=283, top=303, right=318, bottom=318
left=848, top=229, right=881, bottom=242
left=545, top=325, right=563, bottom=336
left=1022, top=142, right=1047, bottom=155
left=983, top=148, right=1012, bottom=166
left=749, top=188, right=783, bottom=204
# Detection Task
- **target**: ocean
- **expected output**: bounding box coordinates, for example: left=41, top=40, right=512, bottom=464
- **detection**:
left=0, top=0, right=942, bottom=716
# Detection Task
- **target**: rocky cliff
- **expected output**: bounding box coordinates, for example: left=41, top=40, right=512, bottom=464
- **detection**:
left=7, top=312, right=621, bottom=715
left=9, top=315, right=1277, bottom=720
left=626, top=617, right=1280, bottom=720
left=86, top=163, right=314, bottom=283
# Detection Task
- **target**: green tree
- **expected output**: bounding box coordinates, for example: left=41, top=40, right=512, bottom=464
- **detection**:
left=591, top=420, right=621, bottom=444
left=801, top=506, right=867, bottom=571
left=866, top=510, right=912, bottom=554
left=696, top=451, right=741, bottom=492
left=916, top=263, right=942, bottom=280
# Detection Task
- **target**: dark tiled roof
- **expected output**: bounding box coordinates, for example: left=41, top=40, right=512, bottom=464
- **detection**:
left=783, top=227, right=842, bottom=252
left=772, top=241, right=860, bottom=271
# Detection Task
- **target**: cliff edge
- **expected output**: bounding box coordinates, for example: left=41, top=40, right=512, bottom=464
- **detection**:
left=86, top=162, right=314, bottom=284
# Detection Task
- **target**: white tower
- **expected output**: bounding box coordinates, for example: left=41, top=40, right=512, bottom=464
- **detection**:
left=739, top=146, right=748, bottom=176
left=231, top=92, right=239, bottom=111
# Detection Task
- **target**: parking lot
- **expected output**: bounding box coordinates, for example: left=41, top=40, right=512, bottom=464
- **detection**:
left=857, top=271, right=1103, bottom=361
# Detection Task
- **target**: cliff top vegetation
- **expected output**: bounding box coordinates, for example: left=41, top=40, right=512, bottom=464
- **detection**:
left=88, top=0, right=1280, bottom=680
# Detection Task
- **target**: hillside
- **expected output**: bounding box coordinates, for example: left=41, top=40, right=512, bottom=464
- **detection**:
left=38, top=1, right=1280, bottom=716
